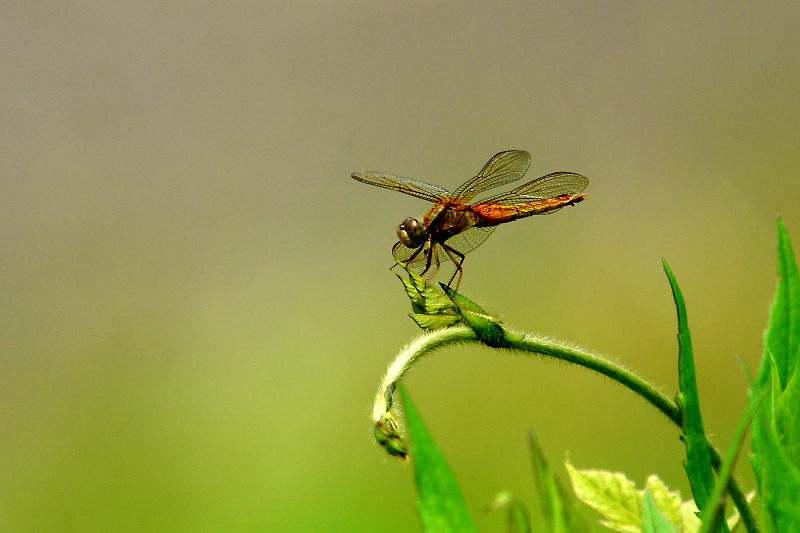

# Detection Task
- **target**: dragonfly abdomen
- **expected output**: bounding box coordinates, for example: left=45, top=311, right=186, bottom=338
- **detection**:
left=473, top=194, right=585, bottom=225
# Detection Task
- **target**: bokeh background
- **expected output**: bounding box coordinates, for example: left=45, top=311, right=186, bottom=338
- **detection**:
left=2, top=2, right=799, bottom=531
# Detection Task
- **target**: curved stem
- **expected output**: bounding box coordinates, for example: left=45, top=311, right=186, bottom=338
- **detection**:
left=372, top=326, right=477, bottom=458
left=515, top=335, right=682, bottom=425
left=517, top=335, right=758, bottom=533
left=373, top=326, right=757, bottom=532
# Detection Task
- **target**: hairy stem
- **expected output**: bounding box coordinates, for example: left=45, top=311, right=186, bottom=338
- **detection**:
left=373, top=325, right=757, bottom=531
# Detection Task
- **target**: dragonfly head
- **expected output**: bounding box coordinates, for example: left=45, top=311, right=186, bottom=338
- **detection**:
left=397, top=217, right=426, bottom=248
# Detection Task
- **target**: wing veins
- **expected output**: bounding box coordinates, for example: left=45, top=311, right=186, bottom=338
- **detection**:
left=351, top=171, right=449, bottom=202
left=475, top=172, right=588, bottom=205
left=451, top=150, right=531, bottom=202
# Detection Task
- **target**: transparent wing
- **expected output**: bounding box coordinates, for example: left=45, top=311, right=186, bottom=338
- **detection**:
left=351, top=171, right=449, bottom=202
left=451, top=150, right=531, bottom=202
left=443, top=225, right=496, bottom=255
left=509, top=172, right=587, bottom=197
left=392, top=241, right=421, bottom=263
left=392, top=225, right=495, bottom=274
left=392, top=241, right=429, bottom=272
left=475, top=172, right=588, bottom=205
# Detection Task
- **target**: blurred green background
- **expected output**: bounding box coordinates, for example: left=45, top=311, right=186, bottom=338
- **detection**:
left=2, top=2, right=799, bottom=531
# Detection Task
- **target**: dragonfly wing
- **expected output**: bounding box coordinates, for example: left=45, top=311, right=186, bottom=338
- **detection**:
left=392, top=241, right=431, bottom=272
left=470, top=172, right=588, bottom=217
left=351, top=171, right=449, bottom=202
left=451, top=150, right=531, bottom=202
left=443, top=225, right=496, bottom=255
left=475, top=172, right=588, bottom=204
left=393, top=227, right=495, bottom=277
left=508, top=172, right=588, bottom=197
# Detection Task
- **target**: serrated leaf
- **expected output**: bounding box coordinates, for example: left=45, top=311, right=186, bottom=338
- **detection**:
left=409, top=313, right=463, bottom=330
left=395, top=265, right=430, bottom=314
left=663, top=261, right=728, bottom=532
left=767, top=220, right=800, bottom=467
left=642, top=490, right=678, bottom=533
left=395, top=262, right=459, bottom=318
left=644, top=476, right=683, bottom=528
left=565, top=460, right=642, bottom=533
left=751, top=353, right=780, bottom=490
left=758, top=217, right=800, bottom=391
left=776, top=367, right=800, bottom=466
left=752, top=402, right=800, bottom=532
left=751, top=219, right=800, bottom=531
left=460, top=308, right=508, bottom=347
left=679, top=501, right=702, bottom=532
left=440, top=283, right=490, bottom=315
left=400, top=387, right=477, bottom=533
left=528, top=433, right=588, bottom=533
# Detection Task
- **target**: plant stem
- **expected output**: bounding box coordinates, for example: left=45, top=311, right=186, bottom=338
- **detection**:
left=521, top=335, right=758, bottom=533
left=373, top=325, right=758, bottom=532
left=515, top=335, right=682, bottom=425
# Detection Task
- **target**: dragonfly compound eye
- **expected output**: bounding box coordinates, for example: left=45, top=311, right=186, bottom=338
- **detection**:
left=397, top=217, right=425, bottom=248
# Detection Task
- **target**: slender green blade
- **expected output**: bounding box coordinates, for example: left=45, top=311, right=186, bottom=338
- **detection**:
left=642, top=490, right=677, bottom=533
left=400, top=387, right=477, bottom=533
left=663, top=260, right=728, bottom=533
left=698, top=389, right=764, bottom=533
left=484, top=491, right=531, bottom=533
left=528, top=431, right=587, bottom=533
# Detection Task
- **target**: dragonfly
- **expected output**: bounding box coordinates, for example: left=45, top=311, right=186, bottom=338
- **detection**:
left=351, top=150, right=588, bottom=293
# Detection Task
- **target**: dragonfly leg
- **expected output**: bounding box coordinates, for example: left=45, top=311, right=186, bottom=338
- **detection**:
left=425, top=244, right=443, bottom=283
left=411, top=237, right=440, bottom=283
left=419, top=240, right=434, bottom=278
left=442, top=244, right=466, bottom=295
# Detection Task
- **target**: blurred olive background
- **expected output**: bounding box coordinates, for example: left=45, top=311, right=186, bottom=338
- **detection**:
left=2, top=2, right=799, bottom=531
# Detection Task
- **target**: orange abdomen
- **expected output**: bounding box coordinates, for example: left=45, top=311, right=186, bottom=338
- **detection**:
left=472, top=194, right=585, bottom=225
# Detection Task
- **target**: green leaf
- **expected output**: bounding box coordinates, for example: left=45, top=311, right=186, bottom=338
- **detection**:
left=565, top=460, right=641, bottom=533
left=642, top=490, right=678, bottom=533
left=409, top=313, right=463, bottom=330
left=757, top=217, right=800, bottom=391
left=763, top=218, right=800, bottom=466
left=460, top=308, right=509, bottom=347
left=395, top=262, right=459, bottom=319
left=680, top=501, right=703, bottom=532
left=644, top=476, right=683, bottom=528
left=400, top=387, right=477, bottom=533
left=440, top=283, right=490, bottom=315
left=484, top=491, right=531, bottom=533
left=528, top=432, right=588, bottom=533
left=750, top=218, right=800, bottom=531
left=751, top=400, right=800, bottom=532
left=698, top=388, right=765, bottom=533
left=566, top=465, right=703, bottom=532
left=394, top=262, right=518, bottom=349
left=775, top=367, right=800, bottom=466
left=663, top=260, right=728, bottom=532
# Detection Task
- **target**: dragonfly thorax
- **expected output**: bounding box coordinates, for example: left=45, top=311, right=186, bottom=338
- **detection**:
left=397, top=216, right=426, bottom=248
